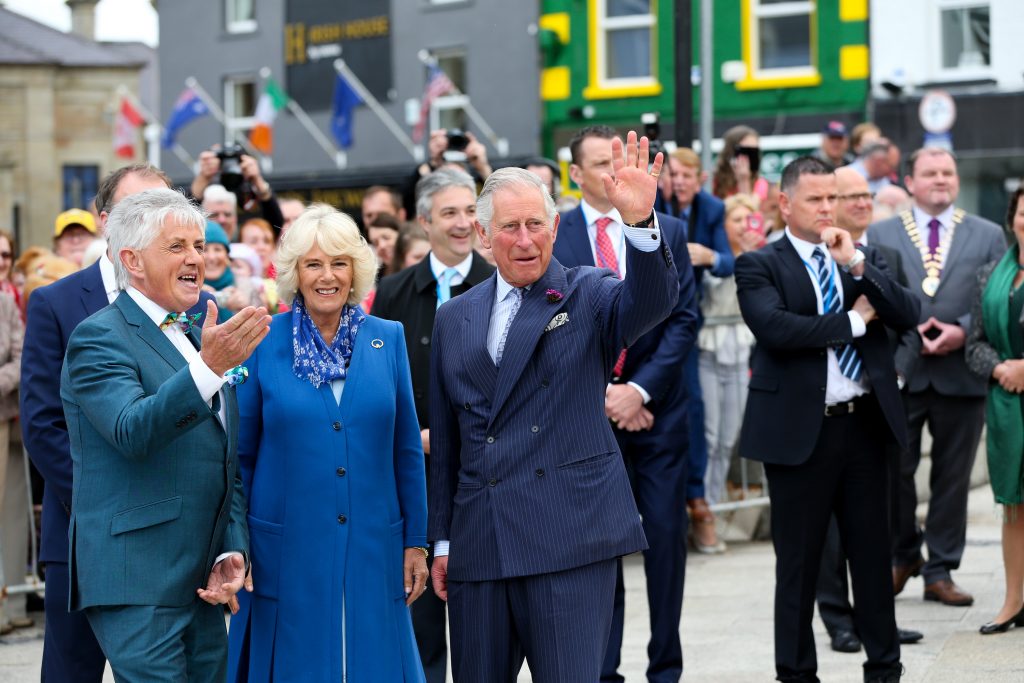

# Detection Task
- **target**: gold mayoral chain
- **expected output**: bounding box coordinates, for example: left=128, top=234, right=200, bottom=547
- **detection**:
left=899, top=208, right=965, bottom=297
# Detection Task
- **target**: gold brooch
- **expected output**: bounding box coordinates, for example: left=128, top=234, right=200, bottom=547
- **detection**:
left=371, top=339, right=384, bottom=349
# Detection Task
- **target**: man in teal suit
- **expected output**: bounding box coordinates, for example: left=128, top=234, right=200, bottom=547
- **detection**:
left=61, top=188, right=271, bottom=681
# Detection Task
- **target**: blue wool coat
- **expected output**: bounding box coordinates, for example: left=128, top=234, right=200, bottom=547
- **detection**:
left=227, top=314, right=427, bottom=683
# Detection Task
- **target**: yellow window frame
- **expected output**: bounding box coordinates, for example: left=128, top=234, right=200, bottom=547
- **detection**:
left=737, top=0, right=821, bottom=91
left=583, top=0, right=662, bottom=100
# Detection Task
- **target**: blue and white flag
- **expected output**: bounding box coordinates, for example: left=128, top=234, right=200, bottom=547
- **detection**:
left=331, top=74, right=362, bottom=149
left=161, top=88, right=209, bottom=149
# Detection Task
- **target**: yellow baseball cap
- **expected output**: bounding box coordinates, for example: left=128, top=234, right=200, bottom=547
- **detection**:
left=54, top=209, right=97, bottom=237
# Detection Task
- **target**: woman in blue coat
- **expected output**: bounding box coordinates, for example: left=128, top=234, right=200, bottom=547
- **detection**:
left=227, top=204, right=428, bottom=682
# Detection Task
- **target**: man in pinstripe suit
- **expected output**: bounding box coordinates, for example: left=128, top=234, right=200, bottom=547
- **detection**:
left=428, top=132, right=679, bottom=682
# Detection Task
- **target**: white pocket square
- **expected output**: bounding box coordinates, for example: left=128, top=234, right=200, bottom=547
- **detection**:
left=545, top=312, right=569, bottom=332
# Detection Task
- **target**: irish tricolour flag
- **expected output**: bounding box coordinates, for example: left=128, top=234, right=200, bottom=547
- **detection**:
left=249, top=78, right=289, bottom=154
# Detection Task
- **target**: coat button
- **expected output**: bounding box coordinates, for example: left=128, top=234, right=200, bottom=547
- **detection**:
left=531, top=425, right=539, bottom=433
left=337, top=467, right=346, bottom=477
left=464, top=402, right=471, bottom=410
left=486, top=436, right=495, bottom=444
left=535, top=469, right=545, bottom=477
left=420, top=336, right=430, bottom=345
left=819, top=386, right=826, bottom=392
left=541, top=380, right=550, bottom=388
left=488, top=478, right=498, bottom=487
left=333, top=421, right=342, bottom=431
left=337, top=514, right=347, bottom=524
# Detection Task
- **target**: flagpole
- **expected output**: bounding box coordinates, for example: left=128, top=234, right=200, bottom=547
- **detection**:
left=116, top=85, right=194, bottom=168
left=258, top=67, right=345, bottom=169
left=416, top=53, right=509, bottom=157
left=184, top=77, right=263, bottom=159
left=333, top=59, right=423, bottom=162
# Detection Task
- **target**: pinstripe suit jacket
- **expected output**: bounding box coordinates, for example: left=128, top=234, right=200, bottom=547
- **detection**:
left=429, top=242, right=679, bottom=582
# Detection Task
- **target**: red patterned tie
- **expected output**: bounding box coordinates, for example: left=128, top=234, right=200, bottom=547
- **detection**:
left=595, top=217, right=628, bottom=376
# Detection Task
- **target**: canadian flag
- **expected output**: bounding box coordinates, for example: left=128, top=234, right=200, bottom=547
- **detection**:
left=113, top=98, right=145, bottom=158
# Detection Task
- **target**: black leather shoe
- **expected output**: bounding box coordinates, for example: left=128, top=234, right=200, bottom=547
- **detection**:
left=898, top=627, right=923, bottom=644
left=865, top=664, right=904, bottom=683
left=830, top=629, right=862, bottom=653
left=979, top=607, right=1024, bottom=635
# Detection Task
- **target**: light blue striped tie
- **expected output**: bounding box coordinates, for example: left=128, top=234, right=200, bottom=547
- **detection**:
left=495, top=287, right=523, bottom=366
left=436, top=267, right=459, bottom=309
left=812, top=248, right=862, bottom=381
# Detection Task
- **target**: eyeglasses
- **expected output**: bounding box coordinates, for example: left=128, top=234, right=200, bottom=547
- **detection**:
left=0, top=252, right=11, bottom=260
left=838, top=192, right=874, bottom=203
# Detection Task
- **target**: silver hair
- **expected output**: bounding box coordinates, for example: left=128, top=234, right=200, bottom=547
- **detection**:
left=476, top=167, right=556, bottom=235
left=202, top=183, right=237, bottom=207
left=415, top=167, right=477, bottom=221
left=106, top=188, right=206, bottom=290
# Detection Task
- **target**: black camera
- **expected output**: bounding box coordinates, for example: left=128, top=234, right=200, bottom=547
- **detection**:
left=216, top=144, right=245, bottom=193
left=446, top=128, right=469, bottom=153
left=641, top=113, right=663, bottom=160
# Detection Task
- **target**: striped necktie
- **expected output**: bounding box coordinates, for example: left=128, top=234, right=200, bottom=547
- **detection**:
left=495, top=287, right=523, bottom=366
left=812, top=247, right=862, bottom=381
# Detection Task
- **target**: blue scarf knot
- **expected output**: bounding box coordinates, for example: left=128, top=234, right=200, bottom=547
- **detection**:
left=291, top=295, right=365, bottom=388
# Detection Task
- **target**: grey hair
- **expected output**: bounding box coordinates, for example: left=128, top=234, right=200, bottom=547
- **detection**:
left=202, top=183, right=237, bottom=207
left=476, top=167, right=557, bottom=235
left=106, top=188, right=206, bottom=290
left=415, top=167, right=477, bottom=221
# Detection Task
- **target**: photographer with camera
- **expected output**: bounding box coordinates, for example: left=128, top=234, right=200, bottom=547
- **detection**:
left=404, top=128, right=491, bottom=218
left=191, top=145, right=285, bottom=239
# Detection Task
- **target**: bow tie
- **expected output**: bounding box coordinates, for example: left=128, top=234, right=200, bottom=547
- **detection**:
left=160, top=312, right=202, bottom=335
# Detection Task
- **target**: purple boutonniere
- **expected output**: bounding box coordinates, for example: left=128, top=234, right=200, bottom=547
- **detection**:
left=546, top=289, right=563, bottom=304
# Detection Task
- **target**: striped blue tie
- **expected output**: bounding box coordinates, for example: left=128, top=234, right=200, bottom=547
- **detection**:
left=812, top=248, right=862, bottom=381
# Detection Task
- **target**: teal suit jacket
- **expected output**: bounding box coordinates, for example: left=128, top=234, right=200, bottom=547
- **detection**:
left=61, top=292, right=249, bottom=609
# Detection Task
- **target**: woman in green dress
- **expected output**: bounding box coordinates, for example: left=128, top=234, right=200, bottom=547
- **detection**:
left=966, top=186, right=1024, bottom=634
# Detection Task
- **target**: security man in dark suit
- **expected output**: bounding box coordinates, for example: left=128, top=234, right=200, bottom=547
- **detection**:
left=736, top=157, right=920, bottom=683
left=371, top=167, right=494, bottom=683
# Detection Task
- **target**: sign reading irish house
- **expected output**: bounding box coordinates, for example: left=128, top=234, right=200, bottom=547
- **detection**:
left=284, top=0, right=392, bottom=111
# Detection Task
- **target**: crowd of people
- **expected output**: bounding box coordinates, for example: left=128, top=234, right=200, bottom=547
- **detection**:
left=0, top=117, right=1019, bottom=683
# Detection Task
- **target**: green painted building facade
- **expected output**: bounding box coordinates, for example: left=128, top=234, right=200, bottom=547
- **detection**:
left=539, top=0, right=871, bottom=181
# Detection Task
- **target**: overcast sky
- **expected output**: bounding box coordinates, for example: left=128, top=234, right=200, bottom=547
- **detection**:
left=4, top=0, right=158, bottom=46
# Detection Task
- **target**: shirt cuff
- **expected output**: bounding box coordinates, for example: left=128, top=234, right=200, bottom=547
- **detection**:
left=189, top=356, right=226, bottom=403
left=848, top=311, right=866, bottom=338
left=214, top=551, right=243, bottom=568
left=433, top=540, right=450, bottom=557
left=622, top=213, right=662, bottom=253
left=711, top=251, right=721, bottom=271
left=625, top=381, right=651, bottom=404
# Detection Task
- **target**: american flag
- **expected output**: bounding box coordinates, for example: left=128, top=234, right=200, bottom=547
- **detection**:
left=412, top=65, right=455, bottom=143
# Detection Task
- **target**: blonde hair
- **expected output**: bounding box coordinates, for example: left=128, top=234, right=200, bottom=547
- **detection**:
left=724, top=193, right=759, bottom=218
left=274, top=204, right=377, bottom=306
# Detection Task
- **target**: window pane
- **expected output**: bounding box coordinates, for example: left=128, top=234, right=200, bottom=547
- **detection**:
left=941, top=6, right=990, bottom=69
left=230, top=81, right=257, bottom=118
left=62, top=165, right=99, bottom=211
left=607, top=0, right=650, bottom=18
left=227, top=0, right=254, bottom=23
left=606, top=27, right=651, bottom=78
left=759, top=15, right=810, bottom=69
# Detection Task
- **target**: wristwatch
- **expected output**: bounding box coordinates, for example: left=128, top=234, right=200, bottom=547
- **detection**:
left=624, top=211, right=655, bottom=228
left=841, top=249, right=866, bottom=272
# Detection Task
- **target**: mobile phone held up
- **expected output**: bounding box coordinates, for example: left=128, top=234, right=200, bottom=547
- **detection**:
left=747, top=211, right=765, bottom=236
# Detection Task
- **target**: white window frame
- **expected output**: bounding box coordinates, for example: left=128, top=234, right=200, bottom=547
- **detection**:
left=226, top=0, right=257, bottom=34
left=224, top=75, right=258, bottom=144
left=593, top=0, right=658, bottom=90
left=747, top=0, right=817, bottom=81
left=933, top=0, right=992, bottom=81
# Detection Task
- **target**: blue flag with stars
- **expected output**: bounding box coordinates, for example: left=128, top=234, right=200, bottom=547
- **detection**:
left=161, top=88, right=209, bottom=149
left=331, top=73, right=362, bottom=149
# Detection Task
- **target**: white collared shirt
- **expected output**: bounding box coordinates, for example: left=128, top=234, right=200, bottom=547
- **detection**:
left=429, top=252, right=474, bottom=289
left=124, top=287, right=226, bottom=423
left=784, top=228, right=869, bottom=403
left=99, top=254, right=119, bottom=304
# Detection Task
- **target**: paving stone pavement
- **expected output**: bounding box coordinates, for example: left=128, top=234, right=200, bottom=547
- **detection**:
left=2, top=486, right=1022, bottom=682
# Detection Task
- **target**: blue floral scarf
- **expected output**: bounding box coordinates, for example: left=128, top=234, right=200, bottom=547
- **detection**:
left=291, top=295, right=365, bottom=388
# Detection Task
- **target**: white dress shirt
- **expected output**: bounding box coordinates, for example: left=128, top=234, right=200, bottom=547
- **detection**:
left=429, top=252, right=474, bottom=288
left=99, top=253, right=119, bottom=304
left=784, top=229, right=869, bottom=403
